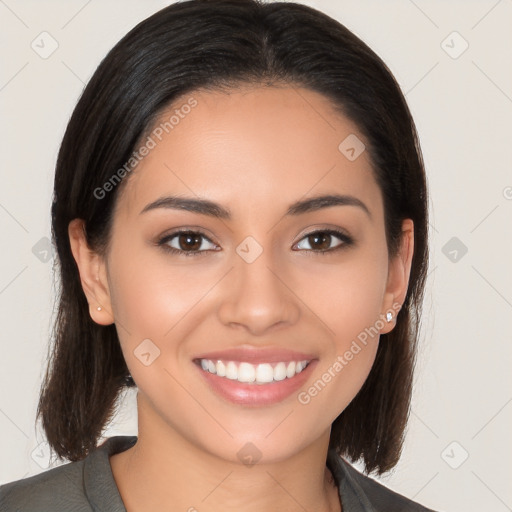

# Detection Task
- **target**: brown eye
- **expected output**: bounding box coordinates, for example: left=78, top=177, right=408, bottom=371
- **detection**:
left=158, top=230, right=217, bottom=256
left=294, top=229, right=354, bottom=254
left=307, top=232, right=332, bottom=251
left=176, top=232, right=203, bottom=251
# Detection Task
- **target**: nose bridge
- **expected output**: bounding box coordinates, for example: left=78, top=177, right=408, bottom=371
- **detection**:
left=238, top=241, right=281, bottom=296
left=217, top=235, right=300, bottom=333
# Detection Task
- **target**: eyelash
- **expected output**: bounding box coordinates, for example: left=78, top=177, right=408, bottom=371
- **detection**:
left=156, top=228, right=354, bottom=257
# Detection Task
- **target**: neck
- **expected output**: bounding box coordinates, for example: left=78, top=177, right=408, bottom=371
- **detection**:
left=110, top=401, right=341, bottom=511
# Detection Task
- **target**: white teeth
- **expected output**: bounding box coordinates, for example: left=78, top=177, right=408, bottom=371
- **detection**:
left=238, top=362, right=256, bottom=383
left=273, top=362, right=287, bottom=381
left=255, top=363, right=274, bottom=383
left=198, top=358, right=310, bottom=384
left=286, top=361, right=296, bottom=378
left=226, top=361, right=238, bottom=380
left=216, top=360, right=226, bottom=377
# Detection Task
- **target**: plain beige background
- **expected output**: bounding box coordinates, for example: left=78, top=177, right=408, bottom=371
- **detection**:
left=1, top=1, right=511, bottom=510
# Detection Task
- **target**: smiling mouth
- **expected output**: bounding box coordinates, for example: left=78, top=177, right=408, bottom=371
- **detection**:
left=194, top=358, right=311, bottom=385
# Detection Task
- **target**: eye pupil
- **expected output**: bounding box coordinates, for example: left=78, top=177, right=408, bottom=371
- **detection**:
left=180, top=232, right=201, bottom=250
left=309, top=233, right=330, bottom=251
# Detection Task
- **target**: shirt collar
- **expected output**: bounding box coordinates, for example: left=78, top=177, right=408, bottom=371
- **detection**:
left=84, top=435, right=136, bottom=512
left=327, top=448, right=377, bottom=512
left=84, top=435, right=375, bottom=512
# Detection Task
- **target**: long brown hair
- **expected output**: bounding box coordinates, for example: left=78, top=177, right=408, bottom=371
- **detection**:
left=37, top=0, right=429, bottom=476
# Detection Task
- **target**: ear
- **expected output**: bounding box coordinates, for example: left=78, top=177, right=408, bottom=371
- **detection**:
left=379, top=218, right=414, bottom=334
left=68, top=218, right=114, bottom=325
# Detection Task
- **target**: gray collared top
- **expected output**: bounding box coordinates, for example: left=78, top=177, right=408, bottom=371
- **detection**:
left=0, top=436, right=439, bottom=511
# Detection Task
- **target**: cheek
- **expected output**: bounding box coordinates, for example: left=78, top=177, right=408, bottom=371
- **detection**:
left=296, top=245, right=387, bottom=414
left=106, top=251, right=211, bottom=412
left=303, top=243, right=389, bottom=342
left=297, top=289, right=382, bottom=426
left=107, top=243, right=208, bottom=339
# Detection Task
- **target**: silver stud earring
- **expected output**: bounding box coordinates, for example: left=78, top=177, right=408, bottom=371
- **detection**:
left=97, top=306, right=102, bottom=311
left=386, top=312, right=393, bottom=322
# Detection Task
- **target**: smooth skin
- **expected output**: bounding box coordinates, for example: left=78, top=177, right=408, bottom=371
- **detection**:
left=69, top=84, right=414, bottom=512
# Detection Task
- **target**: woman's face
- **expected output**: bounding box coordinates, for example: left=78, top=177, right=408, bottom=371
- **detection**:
left=75, top=84, right=412, bottom=464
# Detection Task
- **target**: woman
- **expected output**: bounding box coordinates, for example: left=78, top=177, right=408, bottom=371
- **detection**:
left=0, top=0, right=436, bottom=510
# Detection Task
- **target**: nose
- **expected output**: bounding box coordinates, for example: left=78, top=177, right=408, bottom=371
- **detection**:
left=217, top=247, right=301, bottom=336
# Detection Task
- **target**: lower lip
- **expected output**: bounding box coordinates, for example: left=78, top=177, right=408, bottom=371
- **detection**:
left=195, top=361, right=316, bottom=406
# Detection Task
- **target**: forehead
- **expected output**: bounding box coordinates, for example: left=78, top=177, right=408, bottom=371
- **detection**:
left=115, top=85, right=381, bottom=221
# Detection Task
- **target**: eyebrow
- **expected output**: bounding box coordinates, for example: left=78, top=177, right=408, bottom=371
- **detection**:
left=140, top=193, right=371, bottom=220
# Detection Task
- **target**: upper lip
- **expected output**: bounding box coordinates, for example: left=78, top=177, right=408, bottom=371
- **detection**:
left=194, top=345, right=316, bottom=364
